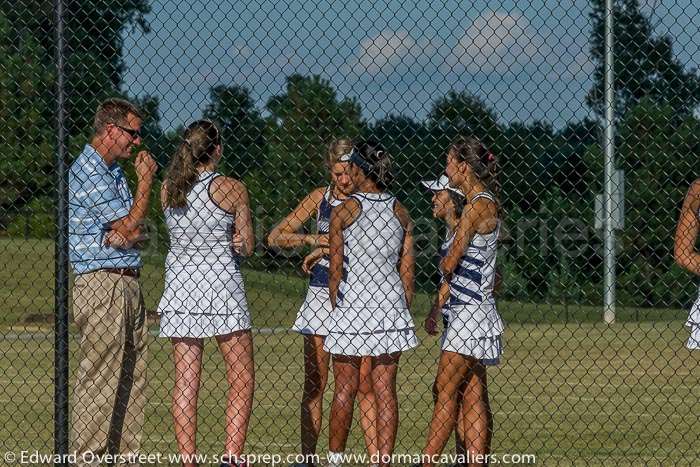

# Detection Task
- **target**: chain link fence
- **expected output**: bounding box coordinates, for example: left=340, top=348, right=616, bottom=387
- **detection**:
left=1, top=0, right=700, bottom=465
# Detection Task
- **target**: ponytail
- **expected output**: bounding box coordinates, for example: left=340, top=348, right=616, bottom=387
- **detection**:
left=163, top=120, right=221, bottom=208
left=355, top=141, right=393, bottom=190
left=449, top=136, right=501, bottom=209
left=163, top=141, right=199, bottom=208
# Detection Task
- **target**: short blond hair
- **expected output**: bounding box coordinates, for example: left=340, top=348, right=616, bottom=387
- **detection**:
left=94, top=98, right=142, bottom=134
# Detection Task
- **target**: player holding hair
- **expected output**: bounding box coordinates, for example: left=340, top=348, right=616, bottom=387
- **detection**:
left=418, top=137, right=504, bottom=467
left=267, top=139, right=379, bottom=466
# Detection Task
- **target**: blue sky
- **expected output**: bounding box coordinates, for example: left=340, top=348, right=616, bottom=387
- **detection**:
left=121, top=0, right=700, bottom=131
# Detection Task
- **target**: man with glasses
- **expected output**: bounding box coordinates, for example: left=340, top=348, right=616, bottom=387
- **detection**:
left=68, top=97, right=156, bottom=465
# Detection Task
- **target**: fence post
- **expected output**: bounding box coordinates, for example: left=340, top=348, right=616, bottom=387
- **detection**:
left=603, top=0, right=617, bottom=324
left=54, top=0, right=70, bottom=462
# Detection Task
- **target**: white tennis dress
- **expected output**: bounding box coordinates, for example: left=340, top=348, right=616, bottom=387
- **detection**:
left=686, top=207, right=700, bottom=350
left=157, top=171, right=251, bottom=338
left=439, top=191, right=504, bottom=364
left=292, top=186, right=339, bottom=335
left=324, top=192, right=418, bottom=356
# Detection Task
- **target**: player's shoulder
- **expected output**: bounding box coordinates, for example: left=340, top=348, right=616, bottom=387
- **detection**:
left=684, top=178, right=700, bottom=212
left=392, top=199, right=413, bottom=230
left=688, top=178, right=700, bottom=196
left=339, top=194, right=361, bottom=210
left=295, top=186, right=326, bottom=211
left=211, top=175, right=246, bottom=196
left=469, top=192, right=498, bottom=217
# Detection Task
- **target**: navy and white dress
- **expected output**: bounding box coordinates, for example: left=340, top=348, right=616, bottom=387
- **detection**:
left=686, top=206, right=700, bottom=350
left=157, top=171, right=251, bottom=338
left=439, top=191, right=504, bottom=365
left=324, top=192, right=418, bottom=356
left=292, top=186, right=340, bottom=336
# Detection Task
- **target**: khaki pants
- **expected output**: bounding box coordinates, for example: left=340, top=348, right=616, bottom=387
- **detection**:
left=71, top=270, right=149, bottom=467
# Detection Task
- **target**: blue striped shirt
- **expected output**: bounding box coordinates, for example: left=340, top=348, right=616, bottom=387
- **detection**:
left=68, top=144, right=141, bottom=274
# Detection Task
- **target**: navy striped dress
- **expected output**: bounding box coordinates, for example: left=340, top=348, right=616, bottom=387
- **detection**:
left=439, top=191, right=504, bottom=364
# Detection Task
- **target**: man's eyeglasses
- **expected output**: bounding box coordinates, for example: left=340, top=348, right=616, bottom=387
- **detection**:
left=113, top=124, right=141, bottom=140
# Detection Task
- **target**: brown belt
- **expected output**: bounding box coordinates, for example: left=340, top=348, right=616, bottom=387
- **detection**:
left=100, top=267, right=140, bottom=278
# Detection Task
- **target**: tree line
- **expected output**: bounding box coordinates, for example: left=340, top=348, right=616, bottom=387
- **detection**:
left=1, top=0, right=699, bottom=310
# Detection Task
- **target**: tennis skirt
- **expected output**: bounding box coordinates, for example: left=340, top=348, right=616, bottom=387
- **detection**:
left=159, top=312, right=252, bottom=339
left=441, top=309, right=503, bottom=365
left=292, top=286, right=332, bottom=336
left=324, top=305, right=418, bottom=356
left=685, top=296, right=700, bottom=350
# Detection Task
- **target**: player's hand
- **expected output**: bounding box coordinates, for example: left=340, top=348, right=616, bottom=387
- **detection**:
left=135, top=151, right=156, bottom=182
left=302, top=248, right=326, bottom=274
left=104, top=230, right=130, bottom=249
left=424, top=312, right=439, bottom=336
left=232, top=233, right=245, bottom=255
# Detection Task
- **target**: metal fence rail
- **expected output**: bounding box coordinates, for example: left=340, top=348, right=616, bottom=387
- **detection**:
left=0, top=0, right=699, bottom=465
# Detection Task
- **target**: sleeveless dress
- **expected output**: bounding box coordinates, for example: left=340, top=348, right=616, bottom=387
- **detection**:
left=439, top=191, right=504, bottom=364
left=686, top=206, right=700, bottom=350
left=324, top=192, right=418, bottom=356
left=292, top=186, right=340, bottom=335
left=157, top=171, right=251, bottom=338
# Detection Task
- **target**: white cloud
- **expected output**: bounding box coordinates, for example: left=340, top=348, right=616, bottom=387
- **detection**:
left=350, top=13, right=557, bottom=78
left=447, top=11, right=547, bottom=73
left=353, top=30, right=425, bottom=75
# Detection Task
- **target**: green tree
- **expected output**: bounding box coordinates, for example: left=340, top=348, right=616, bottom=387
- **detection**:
left=587, top=0, right=700, bottom=118
left=203, top=85, right=266, bottom=178
left=0, top=0, right=151, bottom=131
left=584, top=97, right=700, bottom=306
left=425, top=90, right=503, bottom=204
left=263, top=74, right=364, bottom=219
left=133, top=94, right=163, bottom=149
left=553, top=119, right=599, bottom=196
left=426, top=90, right=501, bottom=151
left=0, top=13, right=54, bottom=229
left=366, top=114, right=430, bottom=193
left=497, top=121, right=554, bottom=213
left=0, top=0, right=152, bottom=233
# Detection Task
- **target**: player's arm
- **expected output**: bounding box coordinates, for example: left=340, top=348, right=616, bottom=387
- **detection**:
left=435, top=280, right=450, bottom=311
left=210, top=177, right=255, bottom=257
left=395, top=201, right=415, bottom=309
left=302, top=247, right=330, bottom=274
left=329, top=198, right=359, bottom=309
left=107, top=151, right=156, bottom=246
left=267, top=187, right=326, bottom=249
left=425, top=280, right=450, bottom=335
left=674, top=178, right=700, bottom=275
left=440, top=198, right=497, bottom=279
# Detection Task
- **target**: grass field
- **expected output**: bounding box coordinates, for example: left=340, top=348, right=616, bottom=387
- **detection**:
left=1, top=238, right=699, bottom=464
left=0, top=238, right=689, bottom=327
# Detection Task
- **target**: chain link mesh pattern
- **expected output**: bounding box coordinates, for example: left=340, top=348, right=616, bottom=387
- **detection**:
left=1, top=0, right=700, bottom=464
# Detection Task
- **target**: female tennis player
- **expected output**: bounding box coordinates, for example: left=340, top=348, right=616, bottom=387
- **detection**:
left=324, top=141, right=417, bottom=467
left=267, top=139, right=378, bottom=465
left=418, top=137, right=504, bottom=467
left=674, top=178, right=700, bottom=349
left=158, top=120, right=254, bottom=467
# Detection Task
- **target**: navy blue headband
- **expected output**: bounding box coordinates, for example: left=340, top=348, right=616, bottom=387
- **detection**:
left=339, top=148, right=373, bottom=174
